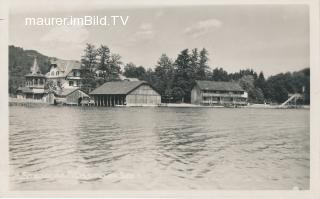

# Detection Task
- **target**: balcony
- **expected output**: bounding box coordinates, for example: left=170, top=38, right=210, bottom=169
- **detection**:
left=202, top=92, right=245, bottom=98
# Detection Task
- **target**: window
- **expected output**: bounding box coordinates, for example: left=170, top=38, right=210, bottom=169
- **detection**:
left=56, top=71, right=59, bottom=76
left=51, top=71, right=54, bottom=76
left=69, top=81, right=74, bottom=86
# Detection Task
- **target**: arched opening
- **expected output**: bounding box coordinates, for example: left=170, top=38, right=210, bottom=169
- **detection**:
left=78, top=97, right=82, bottom=106
left=54, top=99, right=57, bottom=105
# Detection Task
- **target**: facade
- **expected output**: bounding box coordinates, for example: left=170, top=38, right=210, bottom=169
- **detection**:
left=16, top=58, right=48, bottom=101
left=46, top=59, right=81, bottom=89
left=90, top=81, right=161, bottom=106
left=191, top=80, right=248, bottom=106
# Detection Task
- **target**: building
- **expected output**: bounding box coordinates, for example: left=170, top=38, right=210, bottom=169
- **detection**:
left=16, top=58, right=48, bottom=101
left=53, top=88, right=91, bottom=105
left=191, top=80, right=248, bottom=106
left=46, top=59, right=81, bottom=89
left=90, top=81, right=161, bottom=106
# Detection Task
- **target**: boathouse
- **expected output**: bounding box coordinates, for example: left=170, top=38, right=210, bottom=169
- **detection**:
left=191, top=80, right=248, bottom=106
left=90, top=81, right=161, bottom=106
left=54, top=88, right=92, bottom=105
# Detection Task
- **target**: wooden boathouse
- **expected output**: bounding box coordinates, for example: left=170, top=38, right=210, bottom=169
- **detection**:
left=90, top=81, right=161, bottom=106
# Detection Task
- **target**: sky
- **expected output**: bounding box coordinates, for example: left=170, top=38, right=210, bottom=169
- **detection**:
left=9, top=0, right=309, bottom=76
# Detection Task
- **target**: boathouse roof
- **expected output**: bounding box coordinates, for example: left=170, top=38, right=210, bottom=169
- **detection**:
left=195, top=80, right=244, bottom=92
left=90, top=81, right=149, bottom=95
left=55, top=88, right=89, bottom=97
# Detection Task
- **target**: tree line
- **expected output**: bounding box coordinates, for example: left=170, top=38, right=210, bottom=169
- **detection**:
left=8, top=44, right=310, bottom=105
left=80, top=43, right=309, bottom=104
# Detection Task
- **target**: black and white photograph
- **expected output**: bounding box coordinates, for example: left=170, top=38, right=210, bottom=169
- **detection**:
left=0, top=0, right=320, bottom=198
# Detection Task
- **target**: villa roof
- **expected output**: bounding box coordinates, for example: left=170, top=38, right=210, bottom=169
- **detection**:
left=50, top=59, right=81, bottom=75
left=90, top=81, right=148, bottom=95
left=195, top=80, right=244, bottom=92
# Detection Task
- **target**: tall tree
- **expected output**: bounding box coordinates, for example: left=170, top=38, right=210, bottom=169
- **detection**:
left=197, top=48, right=210, bottom=80
left=173, top=49, right=194, bottom=102
left=97, top=45, right=111, bottom=80
left=154, top=54, right=174, bottom=101
left=80, top=43, right=98, bottom=93
left=107, top=53, right=122, bottom=81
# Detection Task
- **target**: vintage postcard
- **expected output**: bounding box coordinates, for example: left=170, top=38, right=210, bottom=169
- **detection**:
left=0, top=0, right=319, bottom=198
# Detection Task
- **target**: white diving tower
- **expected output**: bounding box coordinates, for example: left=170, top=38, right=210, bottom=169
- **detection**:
left=279, top=93, right=304, bottom=108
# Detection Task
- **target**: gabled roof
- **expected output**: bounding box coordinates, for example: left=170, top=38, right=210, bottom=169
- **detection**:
left=55, top=88, right=89, bottom=97
left=195, top=80, right=244, bottom=92
left=90, top=81, right=149, bottom=95
left=50, top=59, right=81, bottom=75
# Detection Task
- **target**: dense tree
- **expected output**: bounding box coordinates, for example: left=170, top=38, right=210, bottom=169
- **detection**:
left=239, top=75, right=264, bottom=103
left=80, top=43, right=98, bottom=93
left=197, top=48, right=210, bottom=80
left=173, top=49, right=195, bottom=103
left=107, top=53, right=122, bottom=81
left=211, top=68, right=230, bottom=81
left=229, top=69, right=258, bottom=80
left=153, top=54, right=174, bottom=101
left=97, top=45, right=110, bottom=78
left=123, top=63, right=147, bottom=80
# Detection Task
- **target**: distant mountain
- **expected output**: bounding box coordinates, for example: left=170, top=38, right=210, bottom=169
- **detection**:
left=9, top=45, right=54, bottom=95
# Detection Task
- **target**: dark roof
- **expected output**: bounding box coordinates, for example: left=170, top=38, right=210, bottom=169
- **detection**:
left=90, top=81, right=149, bottom=95
left=195, top=80, right=244, bottom=92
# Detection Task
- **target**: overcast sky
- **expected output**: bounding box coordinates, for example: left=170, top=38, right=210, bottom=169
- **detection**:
left=9, top=1, right=309, bottom=76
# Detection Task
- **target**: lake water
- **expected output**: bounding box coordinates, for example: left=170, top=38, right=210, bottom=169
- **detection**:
left=9, top=106, right=310, bottom=190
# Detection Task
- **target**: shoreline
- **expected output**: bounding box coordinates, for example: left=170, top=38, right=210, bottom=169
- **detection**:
left=9, top=98, right=310, bottom=109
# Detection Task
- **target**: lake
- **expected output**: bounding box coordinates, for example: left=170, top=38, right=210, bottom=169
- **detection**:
left=9, top=106, right=310, bottom=190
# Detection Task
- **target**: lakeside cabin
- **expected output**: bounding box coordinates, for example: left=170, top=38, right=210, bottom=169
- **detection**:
left=191, top=80, right=248, bottom=106
left=90, top=81, right=161, bottom=106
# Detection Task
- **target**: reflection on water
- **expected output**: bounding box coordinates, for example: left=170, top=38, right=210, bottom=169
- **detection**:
left=9, top=106, right=309, bottom=190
